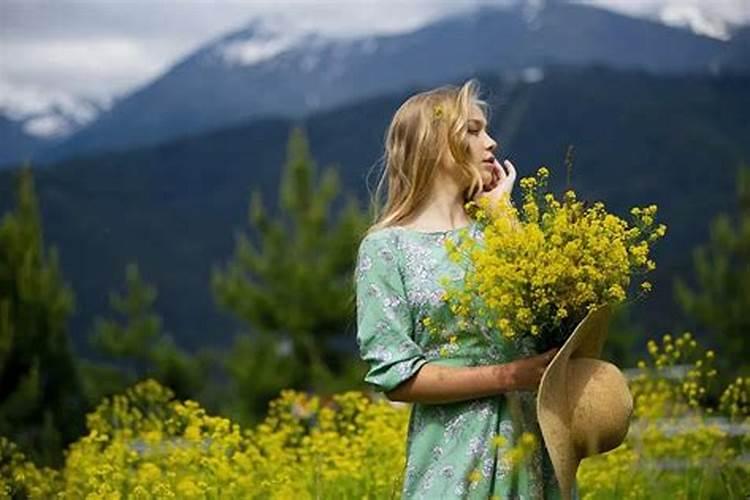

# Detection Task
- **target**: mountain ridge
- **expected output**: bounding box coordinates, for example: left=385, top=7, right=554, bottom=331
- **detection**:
left=0, top=64, right=746, bottom=357
left=4, top=1, right=747, bottom=169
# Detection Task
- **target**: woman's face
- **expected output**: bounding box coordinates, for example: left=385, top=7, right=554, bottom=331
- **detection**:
left=466, top=105, right=498, bottom=189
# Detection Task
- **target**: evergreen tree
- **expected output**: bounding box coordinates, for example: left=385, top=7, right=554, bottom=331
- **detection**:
left=0, top=164, right=87, bottom=467
left=602, top=302, right=648, bottom=369
left=79, top=262, right=212, bottom=404
left=674, top=164, right=750, bottom=377
left=211, top=126, right=369, bottom=420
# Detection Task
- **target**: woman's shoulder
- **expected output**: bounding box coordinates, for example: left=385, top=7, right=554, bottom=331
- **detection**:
left=359, top=221, right=483, bottom=255
left=357, top=227, right=404, bottom=260
left=355, top=229, right=406, bottom=285
left=359, top=225, right=406, bottom=245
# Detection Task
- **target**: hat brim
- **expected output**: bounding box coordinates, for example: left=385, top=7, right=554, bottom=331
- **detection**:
left=536, top=303, right=613, bottom=499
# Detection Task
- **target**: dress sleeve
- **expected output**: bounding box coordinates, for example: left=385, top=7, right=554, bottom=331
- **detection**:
left=354, top=233, right=429, bottom=394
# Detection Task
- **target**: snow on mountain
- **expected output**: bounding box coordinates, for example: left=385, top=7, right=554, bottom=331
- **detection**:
left=215, top=15, right=317, bottom=67
left=569, top=0, right=745, bottom=41
left=0, top=79, right=112, bottom=139
left=211, top=14, right=377, bottom=77
left=657, top=3, right=733, bottom=41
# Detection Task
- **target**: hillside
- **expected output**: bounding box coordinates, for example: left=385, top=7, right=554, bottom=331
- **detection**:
left=0, top=64, right=747, bottom=357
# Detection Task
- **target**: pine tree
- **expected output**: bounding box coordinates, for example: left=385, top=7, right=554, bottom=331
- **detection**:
left=674, top=164, right=750, bottom=376
left=0, top=164, right=87, bottom=467
left=211, top=126, right=368, bottom=417
left=603, top=302, right=648, bottom=369
left=80, top=262, right=212, bottom=404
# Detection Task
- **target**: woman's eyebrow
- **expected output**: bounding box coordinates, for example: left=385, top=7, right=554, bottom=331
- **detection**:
left=468, top=118, right=487, bottom=127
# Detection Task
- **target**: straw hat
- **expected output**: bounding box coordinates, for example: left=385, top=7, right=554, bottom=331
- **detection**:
left=536, top=303, right=634, bottom=500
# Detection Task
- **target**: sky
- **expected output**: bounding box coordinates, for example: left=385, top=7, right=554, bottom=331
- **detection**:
left=1, top=0, right=748, bottom=134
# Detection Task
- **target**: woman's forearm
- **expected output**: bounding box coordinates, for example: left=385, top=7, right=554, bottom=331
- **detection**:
left=385, top=362, right=516, bottom=405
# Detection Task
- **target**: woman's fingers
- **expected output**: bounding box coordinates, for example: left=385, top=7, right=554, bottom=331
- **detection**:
left=479, top=158, right=516, bottom=195
left=542, top=348, right=559, bottom=365
left=504, top=159, right=517, bottom=180
left=494, top=158, right=506, bottom=179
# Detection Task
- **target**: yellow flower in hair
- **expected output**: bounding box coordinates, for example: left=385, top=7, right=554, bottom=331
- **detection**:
left=433, top=104, right=444, bottom=119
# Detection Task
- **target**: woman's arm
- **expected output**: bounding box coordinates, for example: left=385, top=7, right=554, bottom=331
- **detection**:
left=385, top=346, right=558, bottom=404
left=385, top=362, right=515, bottom=404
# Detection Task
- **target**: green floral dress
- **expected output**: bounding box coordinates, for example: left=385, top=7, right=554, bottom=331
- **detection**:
left=354, top=220, right=579, bottom=499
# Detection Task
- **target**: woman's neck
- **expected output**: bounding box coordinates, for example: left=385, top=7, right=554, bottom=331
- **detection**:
left=400, top=181, right=471, bottom=232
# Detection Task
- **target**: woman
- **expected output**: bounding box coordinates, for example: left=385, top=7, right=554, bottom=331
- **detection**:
left=354, top=78, right=571, bottom=499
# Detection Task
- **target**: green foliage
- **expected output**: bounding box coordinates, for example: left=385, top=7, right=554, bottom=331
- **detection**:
left=604, top=302, right=648, bottom=368
left=674, top=164, right=750, bottom=377
left=0, top=164, right=86, bottom=467
left=79, top=262, right=212, bottom=405
left=219, top=334, right=299, bottom=425
left=211, top=126, right=369, bottom=422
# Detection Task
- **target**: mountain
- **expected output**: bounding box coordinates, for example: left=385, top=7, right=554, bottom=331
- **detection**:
left=0, top=87, right=111, bottom=166
left=14, top=1, right=747, bottom=169
left=0, top=65, right=747, bottom=358
left=724, top=25, right=750, bottom=67
left=0, top=115, right=53, bottom=166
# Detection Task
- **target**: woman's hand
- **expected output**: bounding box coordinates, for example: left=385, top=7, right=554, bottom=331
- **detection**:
left=504, top=347, right=558, bottom=392
left=475, top=157, right=517, bottom=206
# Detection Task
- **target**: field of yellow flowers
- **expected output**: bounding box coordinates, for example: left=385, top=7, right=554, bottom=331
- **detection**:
left=1, top=333, right=748, bottom=499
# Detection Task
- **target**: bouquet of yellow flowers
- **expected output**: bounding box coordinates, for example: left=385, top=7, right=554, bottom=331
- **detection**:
left=432, top=166, right=667, bottom=353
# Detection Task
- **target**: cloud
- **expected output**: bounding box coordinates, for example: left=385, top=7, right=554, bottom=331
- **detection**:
left=0, top=0, right=485, bottom=112
left=2, top=38, right=168, bottom=97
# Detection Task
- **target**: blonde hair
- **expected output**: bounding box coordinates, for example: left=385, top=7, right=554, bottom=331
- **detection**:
left=364, top=78, right=491, bottom=236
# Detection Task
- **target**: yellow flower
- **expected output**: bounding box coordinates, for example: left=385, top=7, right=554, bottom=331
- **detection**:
left=492, top=434, right=508, bottom=448
left=184, top=424, right=202, bottom=441
left=467, top=468, right=482, bottom=484
left=519, top=432, right=537, bottom=449
left=520, top=177, right=537, bottom=190
left=430, top=165, right=666, bottom=423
